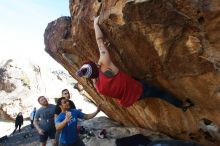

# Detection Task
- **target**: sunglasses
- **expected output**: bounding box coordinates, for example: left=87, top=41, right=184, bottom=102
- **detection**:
left=62, top=100, right=69, bottom=104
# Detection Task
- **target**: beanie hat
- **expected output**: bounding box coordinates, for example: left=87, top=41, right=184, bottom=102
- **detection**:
left=76, top=61, right=99, bottom=79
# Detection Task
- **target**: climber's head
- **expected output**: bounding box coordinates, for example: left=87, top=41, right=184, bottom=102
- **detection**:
left=76, top=61, right=99, bottom=79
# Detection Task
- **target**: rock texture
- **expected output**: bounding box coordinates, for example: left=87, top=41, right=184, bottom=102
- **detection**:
left=2, top=125, right=51, bottom=146
left=44, top=0, right=220, bottom=145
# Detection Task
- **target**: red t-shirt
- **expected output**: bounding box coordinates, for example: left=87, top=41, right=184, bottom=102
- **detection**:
left=95, top=71, right=143, bottom=107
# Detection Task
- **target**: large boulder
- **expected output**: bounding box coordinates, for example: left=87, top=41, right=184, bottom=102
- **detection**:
left=44, top=0, right=220, bottom=145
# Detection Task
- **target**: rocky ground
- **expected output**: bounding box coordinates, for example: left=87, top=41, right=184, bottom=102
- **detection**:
left=0, top=117, right=202, bottom=146
left=0, top=125, right=47, bottom=146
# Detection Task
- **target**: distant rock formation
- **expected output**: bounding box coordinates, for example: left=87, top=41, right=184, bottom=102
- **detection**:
left=0, top=108, right=13, bottom=121
left=0, top=59, right=76, bottom=120
left=44, top=0, right=220, bottom=145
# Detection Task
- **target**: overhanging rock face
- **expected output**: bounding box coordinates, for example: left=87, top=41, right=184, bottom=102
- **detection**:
left=44, top=0, right=220, bottom=145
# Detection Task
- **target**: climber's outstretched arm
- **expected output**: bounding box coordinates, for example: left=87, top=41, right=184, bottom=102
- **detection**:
left=94, top=16, right=111, bottom=66
left=94, top=16, right=119, bottom=74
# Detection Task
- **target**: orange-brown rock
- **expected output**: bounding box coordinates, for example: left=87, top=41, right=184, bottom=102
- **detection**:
left=44, top=0, right=220, bottom=145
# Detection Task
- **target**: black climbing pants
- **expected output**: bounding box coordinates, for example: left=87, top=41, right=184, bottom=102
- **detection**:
left=139, top=81, right=183, bottom=108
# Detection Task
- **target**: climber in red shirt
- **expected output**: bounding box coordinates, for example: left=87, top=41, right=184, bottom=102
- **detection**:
left=76, top=16, right=194, bottom=111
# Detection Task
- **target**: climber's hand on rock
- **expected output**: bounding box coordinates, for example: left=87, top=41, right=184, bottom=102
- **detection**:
left=94, top=16, right=100, bottom=25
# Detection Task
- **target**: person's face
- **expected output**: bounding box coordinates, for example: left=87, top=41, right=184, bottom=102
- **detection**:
left=62, top=90, right=70, bottom=99
left=66, top=100, right=70, bottom=109
left=38, top=96, right=48, bottom=106
left=60, top=99, right=70, bottom=110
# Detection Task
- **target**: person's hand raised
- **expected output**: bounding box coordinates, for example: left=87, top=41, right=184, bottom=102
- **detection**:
left=65, top=111, right=72, bottom=122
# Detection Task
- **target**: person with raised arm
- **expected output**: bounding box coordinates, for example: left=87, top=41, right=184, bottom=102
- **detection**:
left=55, top=97, right=100, bottom=146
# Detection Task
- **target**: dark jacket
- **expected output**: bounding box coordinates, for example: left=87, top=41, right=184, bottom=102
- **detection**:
left=15, top=115, right=23, bottom=126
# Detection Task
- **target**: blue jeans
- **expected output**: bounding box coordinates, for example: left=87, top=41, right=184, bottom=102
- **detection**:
left=139, top=81, right=183, bottom=108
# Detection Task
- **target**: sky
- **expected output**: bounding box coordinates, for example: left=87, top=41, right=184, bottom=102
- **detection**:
left=0, top=0, right=70, bottom=69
